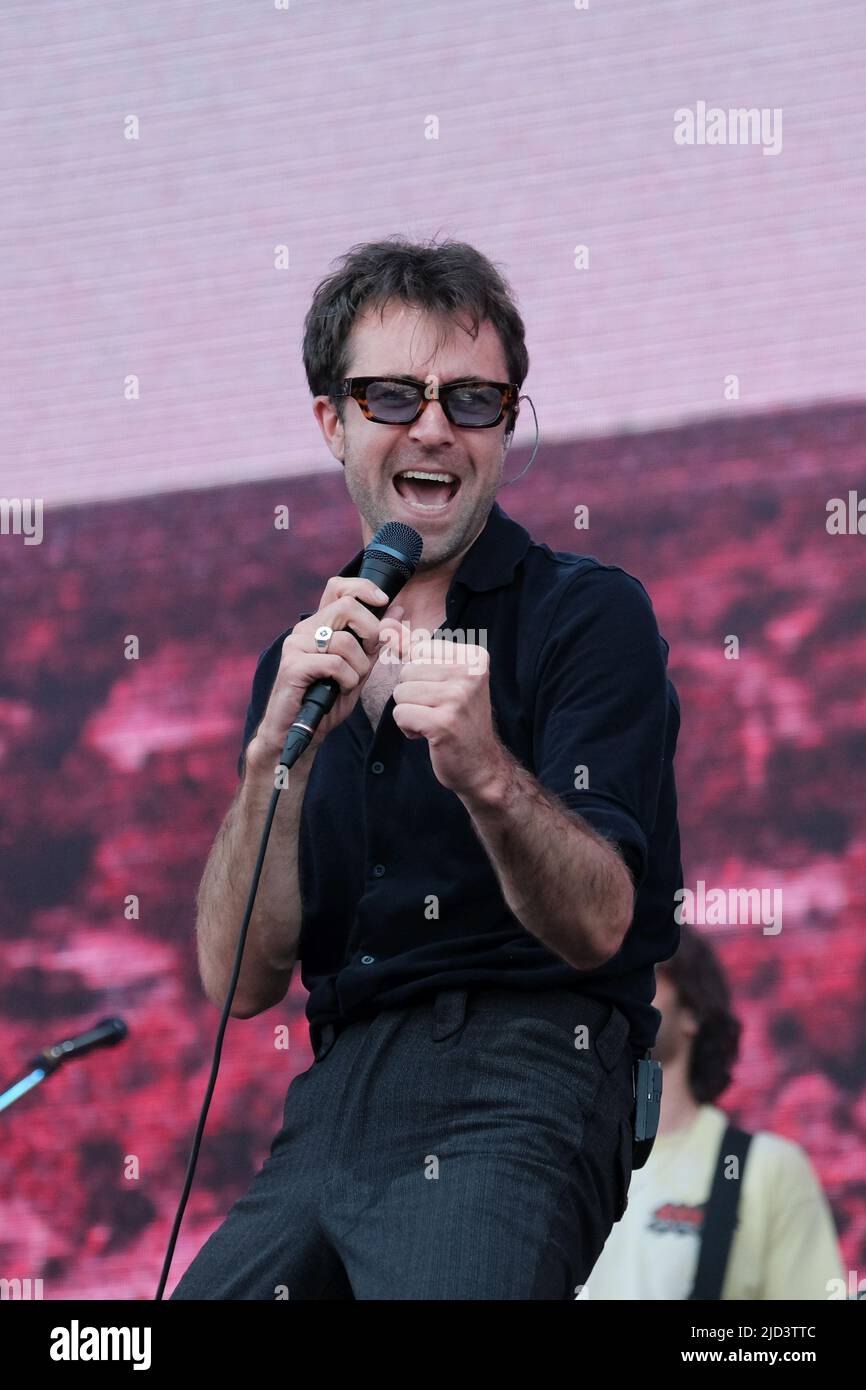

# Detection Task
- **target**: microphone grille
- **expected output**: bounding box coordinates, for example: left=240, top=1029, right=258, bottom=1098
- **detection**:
left=367, top=521, right=423, bottom=572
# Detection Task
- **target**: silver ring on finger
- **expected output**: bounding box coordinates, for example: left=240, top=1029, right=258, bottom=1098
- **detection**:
left=314, top=624, right=334, bottom=654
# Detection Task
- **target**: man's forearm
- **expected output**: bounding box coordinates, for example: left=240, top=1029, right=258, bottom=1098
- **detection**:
left=195, top=738, right=315, bottom=1017
left=457, top=743, right=635, bottom=970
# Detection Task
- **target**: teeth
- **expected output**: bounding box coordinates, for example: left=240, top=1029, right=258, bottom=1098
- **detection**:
left=393, top=468, right=460, bottom=512
left=395, top=469, right=455, bottom=483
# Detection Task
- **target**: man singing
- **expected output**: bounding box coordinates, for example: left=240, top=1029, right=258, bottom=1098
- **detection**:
left=171, top=235, right=683, bottom=1300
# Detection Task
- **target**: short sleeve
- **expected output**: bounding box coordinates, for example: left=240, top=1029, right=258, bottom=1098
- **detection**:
left=236, top=625, right=294, bottom=779
left=759, top=1139, right=845, bottom=1298
left=531, top=565, right=670, bottom=890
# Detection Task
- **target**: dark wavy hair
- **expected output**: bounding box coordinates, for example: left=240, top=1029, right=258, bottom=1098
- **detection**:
left=301, top=234, right=529, bottom=438
left=658, top=926, right=742, bottom=1104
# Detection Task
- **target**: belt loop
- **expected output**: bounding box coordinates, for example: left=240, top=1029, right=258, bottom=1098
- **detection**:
left=431, top=987, right=469, bottom=1042
left=594, top=1004, right=630, bottom=1073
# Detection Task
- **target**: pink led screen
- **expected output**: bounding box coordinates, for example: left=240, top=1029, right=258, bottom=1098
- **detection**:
left=1, top=0, right=864, bottom=1299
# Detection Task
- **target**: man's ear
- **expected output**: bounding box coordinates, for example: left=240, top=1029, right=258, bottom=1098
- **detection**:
left=312, top=394, right=346, bottom=463
left=679, top=1004, right=699, bottom=1041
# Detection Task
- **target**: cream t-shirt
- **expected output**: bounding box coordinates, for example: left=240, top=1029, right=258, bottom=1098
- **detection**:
left=579, top=1104, right=845, bottom=1300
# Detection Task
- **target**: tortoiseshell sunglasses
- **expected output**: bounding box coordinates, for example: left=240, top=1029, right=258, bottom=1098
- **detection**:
left=329, top=376, right=519, bottom=429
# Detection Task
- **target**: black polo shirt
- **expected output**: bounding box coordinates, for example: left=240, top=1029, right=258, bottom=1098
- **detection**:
left=238, top=501, right=682, bottom=1059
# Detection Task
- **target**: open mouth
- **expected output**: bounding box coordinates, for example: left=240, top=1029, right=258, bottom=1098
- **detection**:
left=391, top=469, right=461, bottom=513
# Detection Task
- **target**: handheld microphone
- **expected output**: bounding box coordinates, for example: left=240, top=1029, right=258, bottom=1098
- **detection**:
left=281, top=520, right=423, bottom=766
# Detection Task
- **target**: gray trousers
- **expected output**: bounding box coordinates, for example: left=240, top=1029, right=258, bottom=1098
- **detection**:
left=170, top=984, right=635, bottom=1300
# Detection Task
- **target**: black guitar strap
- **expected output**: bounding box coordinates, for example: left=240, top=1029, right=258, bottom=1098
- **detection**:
left=688, top=1122, right=753, bottom=1300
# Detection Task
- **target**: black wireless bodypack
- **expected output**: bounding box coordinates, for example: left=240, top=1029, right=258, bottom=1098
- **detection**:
left=631, top=1054, right=663, bottom=1169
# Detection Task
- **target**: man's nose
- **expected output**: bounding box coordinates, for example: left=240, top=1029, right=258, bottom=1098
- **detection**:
left=407, top=395, right=455, bottom=444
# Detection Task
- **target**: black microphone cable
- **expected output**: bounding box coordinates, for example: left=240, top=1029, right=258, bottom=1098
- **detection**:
left=155, top=521, right=422, bottom=1300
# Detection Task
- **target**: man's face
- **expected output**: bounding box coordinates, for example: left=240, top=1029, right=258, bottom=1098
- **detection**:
left=313, top=298, right=515, bottom=572
left=651, top=972, right=697, bottom=1065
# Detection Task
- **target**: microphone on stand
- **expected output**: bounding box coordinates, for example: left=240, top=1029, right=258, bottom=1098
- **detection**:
left=0, top=1017, right=128, bottom=1113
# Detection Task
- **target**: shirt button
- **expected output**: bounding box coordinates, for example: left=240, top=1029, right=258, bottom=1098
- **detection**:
left=373, top=864, right=385, bottom=877
left=371, top=761, right=384, bottom=774
left=361, top=955, right=375, bottom=965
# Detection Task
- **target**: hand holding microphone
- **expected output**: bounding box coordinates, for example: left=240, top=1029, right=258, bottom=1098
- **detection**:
left=246, top=521, right=423, bottom=772
left=246, top=578, right=403, bottom=771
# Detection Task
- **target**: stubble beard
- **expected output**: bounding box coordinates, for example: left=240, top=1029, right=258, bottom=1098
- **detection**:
left=343, top=449, right=503, bottom=572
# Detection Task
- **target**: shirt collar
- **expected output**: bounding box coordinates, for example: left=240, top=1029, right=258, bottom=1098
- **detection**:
left=337, top=501, right=532, bottom=595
